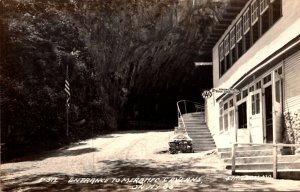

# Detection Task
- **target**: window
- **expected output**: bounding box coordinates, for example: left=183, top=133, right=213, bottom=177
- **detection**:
left=243, top=8, right=250, bottom=34
left=224, top=102, right=228, bottom=110
left=236, top=93, right=241, bottom=102
left=224, top=36, right=229, bottom=56
left=224, top=114, right=229, bottom=131
left=218, top=0, right=281, bottom=77
left=229, top=99, right=234, bottom=107
left=229, top=110, right=234, bottom=129
left=256, top=81, right=261, bottom=89
left=275, top=80, right=281, bottom=103
left=249, top=85, right=254, bottom=92
left=219, top=42, right=224, bottom=61
left=238, top=102, right=247, bottom=128
left=260, top=0, right=269, bottom=14
left=251, top=93, right=260, bottom=115
left=263, top=74, right=271, bottom=84
left=242, top=89, right=248, bottom=98
left=219, top=106, right=223, bottom=132
left=251, top=0, right=258, bottom=25
left=236, top=18, right=242, bottom=42
left=276, top=66, right=283, bottom=75
left=230, top=28, right=235, bottom=49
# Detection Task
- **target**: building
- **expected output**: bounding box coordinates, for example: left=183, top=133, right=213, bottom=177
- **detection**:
left=205, top=0, right=300, bottom=148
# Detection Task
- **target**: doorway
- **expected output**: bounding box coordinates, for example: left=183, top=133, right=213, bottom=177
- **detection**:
left=264, top=85, right=273, bottom=143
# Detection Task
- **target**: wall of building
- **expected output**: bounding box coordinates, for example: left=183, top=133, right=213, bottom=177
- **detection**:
left=284, top=50, right=300, bottom=113
left=206, top=91, right=234, bottom=148
left=207, top=0, right=300, bottom=148
left=212, top=0, right=300, bottom=89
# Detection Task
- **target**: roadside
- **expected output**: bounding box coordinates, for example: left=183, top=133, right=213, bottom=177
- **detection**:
left=1, top=130, right=300, bottom=191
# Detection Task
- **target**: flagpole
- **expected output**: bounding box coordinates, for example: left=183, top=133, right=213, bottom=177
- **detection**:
left=66, top=64, right=69, bottom=137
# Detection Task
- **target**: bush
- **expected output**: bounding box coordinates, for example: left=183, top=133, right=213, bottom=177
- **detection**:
left=284, top=109, right=300, bottom=154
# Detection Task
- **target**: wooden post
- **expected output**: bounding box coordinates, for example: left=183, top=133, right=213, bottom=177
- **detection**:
left=231, top=143, right=236, bottom=175
left=273, top=145, right=278, bottom=179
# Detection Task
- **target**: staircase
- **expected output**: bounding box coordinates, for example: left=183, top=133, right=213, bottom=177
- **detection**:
left=218, top=145, right=300, bottom=180
left=177, top=112, right=216, bottom=152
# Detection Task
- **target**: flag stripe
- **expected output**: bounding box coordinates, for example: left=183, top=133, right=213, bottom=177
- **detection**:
left=64, top=88, right=70, bottom=95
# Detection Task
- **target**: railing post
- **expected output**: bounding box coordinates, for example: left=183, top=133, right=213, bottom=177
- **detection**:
left=273, top=144, right=278, bottom=179
left=184, top=101, right=187, bottom=114
left=231, top=143, right=236, bottom=175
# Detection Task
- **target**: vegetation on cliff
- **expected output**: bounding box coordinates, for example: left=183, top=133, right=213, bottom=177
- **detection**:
left=0, top=0, right=224, bottom=158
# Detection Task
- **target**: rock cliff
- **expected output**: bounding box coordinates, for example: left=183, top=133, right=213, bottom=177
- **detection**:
left=0, top=0, right=228, bottom=157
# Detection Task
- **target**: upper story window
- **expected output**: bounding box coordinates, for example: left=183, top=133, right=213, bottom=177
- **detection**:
left=218, top=0, right=282, bottom=78
left=224, top=102, right=228, bottom=110
left=243, top=8, right=250, bottom=34
left=236, top=18, right=242, bottom=42
left=249, top=85, right=255, bottom=92
left=229, top=99, right=234, bottom=107
left=224, top=36, right=230, bottom=56
left=251, top=0, right=258, bottom=25
left=219, top=42, right=224, bottom=61
left=256, top=81, right=262, bottom=89
left=260, top=0, right=269, bottom=14
left=230, top=28, right=235, bottom=49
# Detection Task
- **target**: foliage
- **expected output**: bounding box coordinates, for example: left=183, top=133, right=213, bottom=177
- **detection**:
left=0, top=0, right=221, bottom=158
left=283, top=110, right=300, bottom=154
left=0, top=0, right=119, bottom=158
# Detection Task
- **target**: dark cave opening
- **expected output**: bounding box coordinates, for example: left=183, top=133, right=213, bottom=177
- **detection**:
left=120, top=64, right=213, bottom=130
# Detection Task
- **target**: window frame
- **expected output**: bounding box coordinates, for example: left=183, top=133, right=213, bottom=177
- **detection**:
left=236, top=18, right=243, bottom=42
left=251, top=0, right=258, bottom=25
left=243, top=8, right=250, bottom=34
left=260, top=0, right=269, bottom=15
left=224, top=35, right=230, bottom=56
left=219, top=42, right=224, bottom=61
left=230, top=27, right=236, bottom=49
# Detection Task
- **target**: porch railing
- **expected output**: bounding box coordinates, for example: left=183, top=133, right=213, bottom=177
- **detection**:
left=231, top=143, right=300, bottom=179
left=176, top=100, right=205, bottom=130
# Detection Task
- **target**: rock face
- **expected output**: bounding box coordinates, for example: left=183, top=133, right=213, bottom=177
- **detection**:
left=0, top=0, right=226, bottom=157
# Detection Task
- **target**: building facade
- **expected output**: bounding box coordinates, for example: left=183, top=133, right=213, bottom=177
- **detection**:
left=206, top=0, right=300, bottom=148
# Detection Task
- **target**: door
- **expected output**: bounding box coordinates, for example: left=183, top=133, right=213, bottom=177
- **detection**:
left=272, top=71, right=283, bottom=143
left=248, top=88, right=264, bottom=143
left=264, top=85, right=273, bottom=143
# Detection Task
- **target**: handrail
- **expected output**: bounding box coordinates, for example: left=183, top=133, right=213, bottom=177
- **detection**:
left=231, top=142, right=300, bottom=179
left=176, top=100, right=205, bottom=130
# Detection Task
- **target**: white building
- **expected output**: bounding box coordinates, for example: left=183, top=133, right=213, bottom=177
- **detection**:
left=206, top=0, right=300, bottom=148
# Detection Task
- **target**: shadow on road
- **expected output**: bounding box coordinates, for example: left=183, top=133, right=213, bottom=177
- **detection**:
left=1, top=157, right=280, bottom=192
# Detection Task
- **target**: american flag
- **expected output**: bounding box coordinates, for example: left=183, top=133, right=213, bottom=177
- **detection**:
left=64, top=65, right=70, bottom=108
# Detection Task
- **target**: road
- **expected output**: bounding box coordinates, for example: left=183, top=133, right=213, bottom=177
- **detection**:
left=1, top=130, right=300, bottom=191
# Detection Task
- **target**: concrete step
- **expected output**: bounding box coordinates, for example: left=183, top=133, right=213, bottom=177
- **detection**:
left=224, top=155, right=300, bottom=164
left=186, top=132, right=212, bottom=136
left=176, top=128, right=210, bottom=132
left=233, top=170, right=300, bottom=180
left=220, top=149, right=273, bottom=159
left=179, top=121, right=205, bottom=125
left=193, top=143, right=216, bottom=147
left=194, top=147, right=216, bottom=152
left=193, top=145, right=216, bottom=149
left=188, top=135, right=213, bottom=138
left=226, top=162, right=300, bottom=170
left=181, top=117, right=205, bottom=119
left=182, top=112, right=204, bottom=116
left=190, top=137, right=214, bottom=141
left=186, top=129, right=211, bottom=132
left=180, top=119, right=205, bottom=122
left=184, top=124, right=207, bottom=126
left=193, top=142, right=216, bottom=146
left=218, top=145, right=274, bottom=152
left=179, top=123, right=206, bottom=126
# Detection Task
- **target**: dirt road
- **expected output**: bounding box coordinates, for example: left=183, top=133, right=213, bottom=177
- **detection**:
left=1, top=130, right=300, bottom=191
